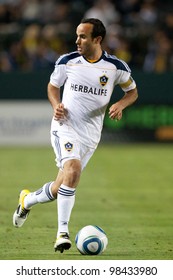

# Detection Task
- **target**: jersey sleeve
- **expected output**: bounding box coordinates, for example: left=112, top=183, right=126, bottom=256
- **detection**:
left=50, top=63, right=67, bottom=88
left=109, top=57, right=136, bottom=92
left=114, top=60, right=136, bottom=92
left=119, top=76, right=136, bottom=92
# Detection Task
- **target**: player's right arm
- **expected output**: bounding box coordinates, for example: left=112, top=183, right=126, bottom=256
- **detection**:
left=47, top=82, right=66, bottom=121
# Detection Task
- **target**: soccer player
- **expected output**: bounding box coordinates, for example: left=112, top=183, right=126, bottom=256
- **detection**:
left=13, top=18, right=138, bottom=253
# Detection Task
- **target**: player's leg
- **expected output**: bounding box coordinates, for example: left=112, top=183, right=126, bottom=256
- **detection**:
left=12, top=180, right=56, bottom=228
left=54, top=158, right=81, bottom=252
left=13, top=166, right=66, bottom=228
left=12, top=122, right=79, bottom=229
left=54, top=143, right=96, bottom=253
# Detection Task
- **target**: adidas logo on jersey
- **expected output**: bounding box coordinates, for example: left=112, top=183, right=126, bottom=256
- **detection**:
left=76, top=60, right=82, bottom=64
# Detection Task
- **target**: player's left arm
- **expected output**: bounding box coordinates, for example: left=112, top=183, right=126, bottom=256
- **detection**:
left=109, top=87, right=138, bottom=121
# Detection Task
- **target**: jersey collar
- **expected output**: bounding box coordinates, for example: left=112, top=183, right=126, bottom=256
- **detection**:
left=83, top=51, right=104, bottom=64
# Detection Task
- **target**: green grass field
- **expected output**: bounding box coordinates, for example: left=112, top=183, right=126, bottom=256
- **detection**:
left=0, top=143, right=173, bottom=260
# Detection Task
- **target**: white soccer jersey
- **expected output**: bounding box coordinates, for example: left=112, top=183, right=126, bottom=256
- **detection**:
left=50, top=51, right=136, bottom=148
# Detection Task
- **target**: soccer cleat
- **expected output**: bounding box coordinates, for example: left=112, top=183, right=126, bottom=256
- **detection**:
left=13, top=189, right=31, bottom=228
left=54, top=233, right=72, bottom=253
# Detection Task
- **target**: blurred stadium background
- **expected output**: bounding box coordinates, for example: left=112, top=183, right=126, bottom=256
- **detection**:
left=0, top=0, right=173, bottom=145
left=1, top=0, right=173, bottom=261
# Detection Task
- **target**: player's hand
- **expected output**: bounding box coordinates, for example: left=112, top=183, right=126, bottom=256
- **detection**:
left=109, top=103, right=123, bottom=121
left=53, top=103, right=67, bottom=121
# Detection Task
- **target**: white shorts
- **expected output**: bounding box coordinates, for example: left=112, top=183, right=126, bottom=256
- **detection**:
left=50, top=119, right=96, bottom=170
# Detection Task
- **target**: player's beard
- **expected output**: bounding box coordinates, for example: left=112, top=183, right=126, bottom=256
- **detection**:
left=77, top=45, right=95, bottom=60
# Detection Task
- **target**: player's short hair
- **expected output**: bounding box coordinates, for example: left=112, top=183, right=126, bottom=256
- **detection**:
left=80, top=18, right=106, bottom=43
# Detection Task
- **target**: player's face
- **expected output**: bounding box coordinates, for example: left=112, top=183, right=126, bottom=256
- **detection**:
left=76, top=23, right=99, bottom=59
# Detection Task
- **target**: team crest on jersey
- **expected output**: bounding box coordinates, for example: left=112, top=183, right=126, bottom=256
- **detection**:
left=100, top=75, right=108, bottom=86
left=64, top=142, right=73, bottom=152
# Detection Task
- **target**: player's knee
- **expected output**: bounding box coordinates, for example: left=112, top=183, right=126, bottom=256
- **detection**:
left=63, top=159, right=81, bottom=186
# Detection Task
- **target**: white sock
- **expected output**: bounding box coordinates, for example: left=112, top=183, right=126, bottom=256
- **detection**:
left=24, top=182, right=55, bottom=209
left=57, top=184, right=76, bottom=237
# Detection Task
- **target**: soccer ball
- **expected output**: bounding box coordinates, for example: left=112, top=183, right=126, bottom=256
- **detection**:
left=75, top=225, right=108, bottom=255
